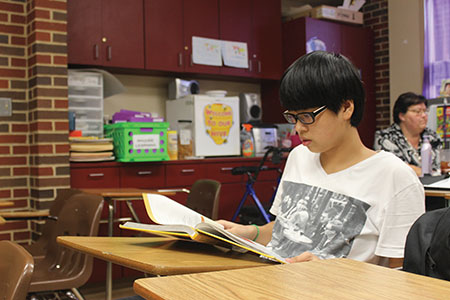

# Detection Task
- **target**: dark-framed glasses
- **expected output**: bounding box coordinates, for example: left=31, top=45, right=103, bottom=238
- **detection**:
left=407, top=108, right=429, bottom=115
left=283, top=105, right=327, bottom=125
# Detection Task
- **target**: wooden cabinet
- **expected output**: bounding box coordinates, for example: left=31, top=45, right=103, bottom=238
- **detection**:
left=120, top=164, right=165, bottom=188
left=67, top=0, right=145, bottom=69
left=264, top=17, right=375, bottom=147
left=144, top=0, right=220, bottom=74
left=251, top=0, right=283, bottom=79
left=70, top=165, right=120, bottom=188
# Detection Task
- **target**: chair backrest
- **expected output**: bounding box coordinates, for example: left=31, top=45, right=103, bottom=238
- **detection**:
left=24, top=189, right=83, bottom=259
left=28, top=192, right=104, bottom=293
left=403, top=207, right=450, bottom=281
left=186, top=179, right=221, bottom=220
left=0, top=240, right=34, bottom=300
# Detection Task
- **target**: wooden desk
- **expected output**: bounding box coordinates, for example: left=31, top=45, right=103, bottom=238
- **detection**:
left=0, top=210, right=49, bottom=220
left=78, top=189, right=177, bottom=300
left=57, top=236, right=272, bottom=275
left=0, top=201, right=14, bottom=208
left=424, top=189, right=450, bottom=199
left=134, top=258, right=450, bottom=300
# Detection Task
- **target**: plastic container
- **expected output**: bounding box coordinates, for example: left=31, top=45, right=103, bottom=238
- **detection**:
left=167, top=130, right=178, bottom=160
left=240, top=123, right=255, bottom=157
left=421, top=136, right=432, bottom=176
left=178, top=120, right=193, bottom=160
left=109, top=122, right=170, bottom=162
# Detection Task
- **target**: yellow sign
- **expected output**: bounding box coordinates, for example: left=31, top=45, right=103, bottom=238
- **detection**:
left=203, top=103, right=233, bottom=145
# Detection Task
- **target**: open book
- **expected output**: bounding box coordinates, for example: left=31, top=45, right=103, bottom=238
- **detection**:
left=119, top=193, right=286, bottom=264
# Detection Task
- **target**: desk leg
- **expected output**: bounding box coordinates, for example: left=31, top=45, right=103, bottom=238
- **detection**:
left=106, top=199, right=114, bottom=300
left=126, top=200, right=141, bottom=223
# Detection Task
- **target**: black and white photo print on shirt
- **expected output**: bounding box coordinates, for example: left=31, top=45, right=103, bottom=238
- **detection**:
left=267, top=181, right=370, bottom=259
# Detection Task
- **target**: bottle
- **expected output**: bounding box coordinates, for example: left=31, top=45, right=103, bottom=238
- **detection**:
left=177, top=120, right=193, bottom=160
left=240, top=123, right=255, bottom=157
left=167, top=130, right=178, bottom=160
left=421, top=136, right=432, bottom=177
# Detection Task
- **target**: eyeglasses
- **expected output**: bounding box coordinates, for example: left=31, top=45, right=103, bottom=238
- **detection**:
left=283, top=105, right=327, bottom=125
left=407, top=108, right=429, bottom=115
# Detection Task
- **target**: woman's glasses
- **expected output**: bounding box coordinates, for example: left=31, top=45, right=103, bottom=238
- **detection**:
left=283, top=105, right=327, bottom=125
left=407, top=108, right=429, bottom=115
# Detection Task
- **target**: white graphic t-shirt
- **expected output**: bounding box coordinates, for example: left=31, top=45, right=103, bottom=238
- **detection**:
left=268, top=145, right=425, bottom=265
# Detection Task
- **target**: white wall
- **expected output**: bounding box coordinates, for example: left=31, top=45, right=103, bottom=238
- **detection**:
left=389, top=0, right=424, bottom=118
left=104, top=74, right=261, bottom=121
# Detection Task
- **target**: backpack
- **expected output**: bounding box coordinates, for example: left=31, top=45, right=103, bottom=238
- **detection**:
left=403, top=207, right=450, bottom=280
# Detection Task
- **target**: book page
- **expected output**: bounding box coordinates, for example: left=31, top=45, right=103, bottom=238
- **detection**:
left=143, top=193, right=222, bottom=228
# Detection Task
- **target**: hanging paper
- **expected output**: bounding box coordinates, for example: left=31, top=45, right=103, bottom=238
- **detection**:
left=192, top=36, right=222, bottom=66
left=221, top=40, right=248, bottom=69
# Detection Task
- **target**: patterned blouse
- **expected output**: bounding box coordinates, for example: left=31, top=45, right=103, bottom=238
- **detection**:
left=373, top=123, right=442, bottom=174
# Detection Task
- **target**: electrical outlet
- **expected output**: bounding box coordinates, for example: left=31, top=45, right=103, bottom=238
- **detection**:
left=0, top=97, right=12, bottom=117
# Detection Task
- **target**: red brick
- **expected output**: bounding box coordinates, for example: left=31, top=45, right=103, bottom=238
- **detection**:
left=0, top=134, right=27, bottom=143
left=13, top=189, right=28, bottom=198
left=0, top=13, right=7, bottom=22
left=36, top=177, right=70, bottom=187
left=13, top=167, right=29, bottom=176
left=0, top=24, right=23, bottom=35
left=36, top=121, right=53, bottom=131
left=0, top=234, right=11, bottom=240
left=36, top=31, right=51, bottom=42
left=11, top=14, right=26, bottom=24
left=31, top=166, right=53, bottom=176
left=34, top=21, right=66, bottom=32
left=11, top=124, right=28, bottom=132
left=54, top=99, right=67, bottom=108
left=0, top=2, right=24, bottom=13
left=13, top=231, right=31, bottom=241
left=55, top=121, right=68, bottom=131
left=0, top=220, right=28, bottom=231
left=0, top=79, right=8, bottom=88
left=0, top=190, right=11, bottom=198
left=55, top=144, right=69, bottom=153
left=0, top=146, right=9, bottom=154
left=11, top=36, right=26, bottom=46
left=0, top=68, right=25, bottom=78
left=30, top=144, right=52, bottom=154
left=53, top=55, right=66, bottom=65
left=35, top=9, right=50, bottom=19
left=34, top=0, right=67, bottom=10
left=0, top=156, right=27, bottom=165
left=11, top=199, right=26, bottom=209
left=11, top=58, right=26, bottom=67
left=13, top=145, right=28, bottom=154
left=36, top=54, right=51, bottom=64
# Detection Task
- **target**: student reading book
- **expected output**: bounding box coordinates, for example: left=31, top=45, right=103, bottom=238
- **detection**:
left=119, top=193, right=286, bottom=264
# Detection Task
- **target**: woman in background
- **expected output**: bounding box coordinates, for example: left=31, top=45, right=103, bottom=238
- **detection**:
left=373, top=92, right=442, bottom=176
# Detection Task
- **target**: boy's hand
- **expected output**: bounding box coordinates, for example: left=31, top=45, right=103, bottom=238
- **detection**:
left=216, top=220, right=257, bottom=240
left=286, top=251, right=320, bottom=263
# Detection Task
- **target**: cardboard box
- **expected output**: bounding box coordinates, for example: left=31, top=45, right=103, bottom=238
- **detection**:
left=312, top=5, right=363, bottom=25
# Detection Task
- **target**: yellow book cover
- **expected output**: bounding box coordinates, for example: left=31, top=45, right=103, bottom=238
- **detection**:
left=119, top=193, right=286, bottom=264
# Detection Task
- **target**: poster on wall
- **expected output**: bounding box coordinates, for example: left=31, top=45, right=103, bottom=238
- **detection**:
left=192, top=36, right=222, bottom=66
left=221, top=40, right=248, bottom=68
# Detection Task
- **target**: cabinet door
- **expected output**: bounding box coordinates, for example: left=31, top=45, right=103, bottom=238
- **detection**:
left=102, top=0, right=145, bottom=68
left=251, top=0, right=282, bottom=79
left=165, top=163, right=207, bottom=187
left=219, top=0, right=253, bottom=77
left=67, top=0, right=102, bottom=66
left=144, top=0, right=184, bottom=72
left=183, top=0, right=220, bottom=74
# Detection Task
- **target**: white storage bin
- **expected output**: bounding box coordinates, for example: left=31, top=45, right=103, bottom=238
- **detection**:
left=69, top=96, right=102, bottom=109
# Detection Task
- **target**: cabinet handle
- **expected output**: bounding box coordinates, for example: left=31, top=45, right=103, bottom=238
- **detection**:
left=94, top=44, right=99, bottom=60
left=178, top=53, right=183, bottom=66
left=107, top=46, right=112, bottom=61
left=137, top=171, right=153, bottom=175
left=181, top=169, right=195, bottom=173
left=88, top=173, right=104, bottom=177
left=258, top=60, right=261, bottom=73
left=221, top=167, right=233, bottom=171
left=190, top=54, right=193, bottom=67
left=248, top=59, right=252, bottom=72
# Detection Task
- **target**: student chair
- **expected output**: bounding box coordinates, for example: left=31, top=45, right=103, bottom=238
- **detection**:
left=0, top=240, right=34, bottom=300
left=24, top=189, right=83, bottom=261
left=186, top=179, right=221, bottom=220
left=27, top=192, right=104, bottom=300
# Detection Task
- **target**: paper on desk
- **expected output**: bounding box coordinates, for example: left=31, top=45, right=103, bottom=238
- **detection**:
left=423, top=177, right=450, bottom=189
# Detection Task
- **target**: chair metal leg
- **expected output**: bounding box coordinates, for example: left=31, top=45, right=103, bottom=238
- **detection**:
left=66, top=288, right=85, bottom=300
left=106, top=199, right=114, bottom=300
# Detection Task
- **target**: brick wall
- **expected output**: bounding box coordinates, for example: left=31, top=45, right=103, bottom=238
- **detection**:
left=0, top=0, right=69, bottom=244
left=362, top=0, right=390, bottom=129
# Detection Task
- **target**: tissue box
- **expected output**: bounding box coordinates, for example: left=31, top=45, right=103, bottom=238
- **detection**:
left=312, top=5, right=363, bottom=24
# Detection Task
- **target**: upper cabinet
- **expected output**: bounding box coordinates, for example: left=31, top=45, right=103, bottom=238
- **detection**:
left=67, top=0, right=145, bottom=69
left=68, top=0, right=282, bottom=80
left=144, top=0, right=220, bottom=75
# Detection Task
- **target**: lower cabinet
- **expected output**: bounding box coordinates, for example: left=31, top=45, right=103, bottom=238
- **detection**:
left=70, top=157, right=283, bottom=281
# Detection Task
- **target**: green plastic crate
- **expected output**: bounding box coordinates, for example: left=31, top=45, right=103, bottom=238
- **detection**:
left=110, top=122, right=170, bottom=162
